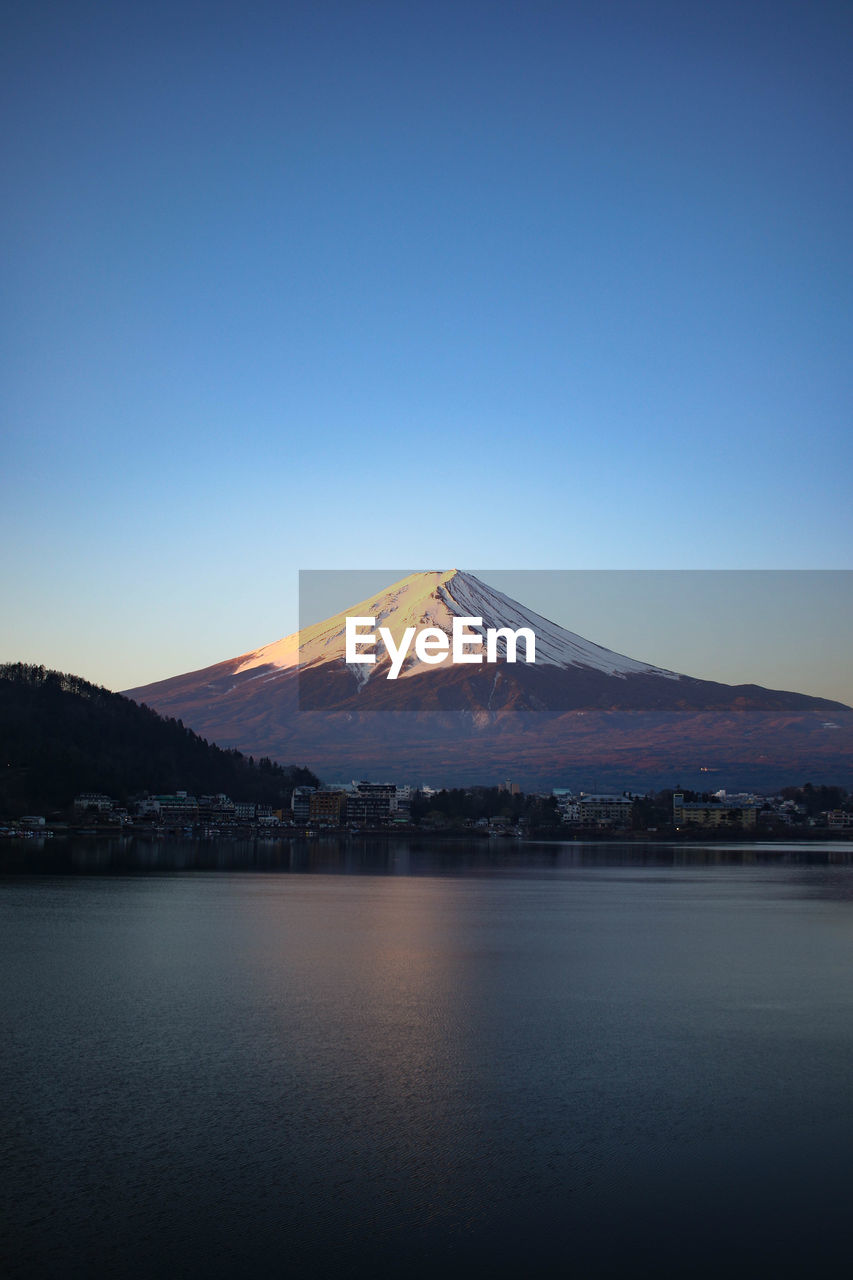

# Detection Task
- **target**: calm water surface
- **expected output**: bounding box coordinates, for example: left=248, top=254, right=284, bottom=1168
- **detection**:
left=3, top=839, right=853, bottom=1278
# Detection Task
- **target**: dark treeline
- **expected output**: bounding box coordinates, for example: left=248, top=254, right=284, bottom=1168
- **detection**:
left=0, top=663, right=318, bottom=816
left=779, top=782, right=848, bottom=815
left=411, top=787, right=560, bottom=827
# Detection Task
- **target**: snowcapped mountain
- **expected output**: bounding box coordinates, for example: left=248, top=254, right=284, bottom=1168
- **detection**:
left=124, top=570, right=852, bottom=788
left=234, top=569, right=680, bottom=686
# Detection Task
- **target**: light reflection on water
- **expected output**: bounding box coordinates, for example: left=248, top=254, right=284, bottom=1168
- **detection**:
left=4, top=832, right=853, bottom=875
left=3, top=842, right=853, bottom=1277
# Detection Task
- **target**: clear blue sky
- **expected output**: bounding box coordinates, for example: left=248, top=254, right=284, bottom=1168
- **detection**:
left=2, top=0, right=851, bottom=693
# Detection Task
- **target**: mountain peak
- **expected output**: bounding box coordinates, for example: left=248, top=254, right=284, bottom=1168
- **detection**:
left=226, top=569, right=678, bottom=684
left=123, top=570, right=852, bottom=789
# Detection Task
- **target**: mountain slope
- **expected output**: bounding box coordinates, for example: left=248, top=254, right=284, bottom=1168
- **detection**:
left=237, top=569, right=681, bottom=686
left=0, top=663, right=318, bottom=816
left=124, top=570, right=853, bottom=789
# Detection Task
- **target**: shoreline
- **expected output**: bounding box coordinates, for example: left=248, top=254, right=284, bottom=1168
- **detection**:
left=4, top=820, right=853, bottom=845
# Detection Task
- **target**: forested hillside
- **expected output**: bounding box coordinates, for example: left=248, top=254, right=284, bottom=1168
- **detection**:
left=0, top=663, right=318, bottom=816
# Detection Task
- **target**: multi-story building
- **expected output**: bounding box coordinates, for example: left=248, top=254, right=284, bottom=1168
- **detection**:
left=576, top=794, right=633, bottom=828
left=158, top=793, right=200, bottom=826
left=673, top=794, right=758, bottom=828
left=73, top=793, right=113, bottom=813
left=291, top=787, right=316, bottom=823
left=308, top=791, right=346, bottom=825
left=198, top=794, right=237, bottom=825
left=553, top=790, right=632, bottom=827
left=347, top=782, right=396, bottom=826
left=146, top=792, right=199, bottom=826
left=392, top=784, right=412, bottom=822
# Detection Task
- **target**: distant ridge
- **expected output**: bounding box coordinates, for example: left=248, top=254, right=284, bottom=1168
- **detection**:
left=124, top=571, right=853, bottom=789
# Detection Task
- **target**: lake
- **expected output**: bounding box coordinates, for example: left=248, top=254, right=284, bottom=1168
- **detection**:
left=3, top=838, right=853, bottom=1277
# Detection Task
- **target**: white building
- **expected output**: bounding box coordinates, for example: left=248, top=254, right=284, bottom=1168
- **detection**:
left=73, top=793, right=113, bottom=813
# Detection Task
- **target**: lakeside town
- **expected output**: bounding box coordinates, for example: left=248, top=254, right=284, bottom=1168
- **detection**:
left=4, top=778, right=853, bottom=841
left=4, top=665, right=852, bottom=847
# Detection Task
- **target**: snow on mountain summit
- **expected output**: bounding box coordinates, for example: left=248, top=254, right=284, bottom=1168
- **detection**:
left=231, top=569, right=680, bottom=682
left=440, top=571, right=679, bottom=679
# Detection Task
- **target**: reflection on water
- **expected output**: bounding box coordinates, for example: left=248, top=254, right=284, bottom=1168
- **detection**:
left=3, top=843, right=853, bottom=1277
left=3, top=832, right=853, bottom=875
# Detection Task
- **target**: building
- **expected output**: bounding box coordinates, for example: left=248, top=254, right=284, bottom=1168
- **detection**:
left=673, top=794, right=758, bottom=828
left=152, top=792, right=199, bottom=826
left=553, top=792, right=632, bottom=827
left=291, top=787, right=316, bottom=822
left=73, top=793, right=113, bottom=813
left=308, top=791, right=346, bottom=825
left=198, top=794, right=237, bottom=825
left=392, top=784, right=412, bottom=822
left=347, top=782, right=396, bottom=826
left=557, top=799, right=581, bottom=823
left=553, top=790, right=580, bottom=823
left=576, top=794, right=633, bottom=828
